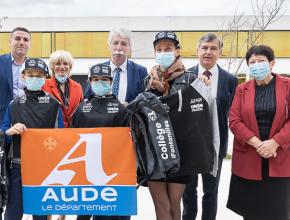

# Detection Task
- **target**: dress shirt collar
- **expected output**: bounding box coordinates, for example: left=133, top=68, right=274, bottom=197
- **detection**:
left=198, top=64, right=218, bottom=76
left=11, top=53, right=27, bottom=65
left=110, top=60, right=127, bottom=74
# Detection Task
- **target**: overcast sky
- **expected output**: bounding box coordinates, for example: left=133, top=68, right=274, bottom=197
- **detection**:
left=0, top=0, right=289, bottom=17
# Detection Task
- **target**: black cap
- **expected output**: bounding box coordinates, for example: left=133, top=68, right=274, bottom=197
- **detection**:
left=88, top=64, right=112, bottom=79
left=23, top=58, right=49, bottom=76
left=153, top=31, right=180, bottom=48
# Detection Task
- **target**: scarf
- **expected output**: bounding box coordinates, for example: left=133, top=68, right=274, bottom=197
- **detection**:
left=148, top=57, right=185, bottom=95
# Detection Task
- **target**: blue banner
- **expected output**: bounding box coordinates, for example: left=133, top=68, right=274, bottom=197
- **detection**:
left=23, top=185, right=137, bottom=215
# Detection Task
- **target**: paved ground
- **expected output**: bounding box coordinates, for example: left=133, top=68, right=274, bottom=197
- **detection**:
left=25, top=158, right=242, bottom=220
left=131, top=159, right=242, bottom=220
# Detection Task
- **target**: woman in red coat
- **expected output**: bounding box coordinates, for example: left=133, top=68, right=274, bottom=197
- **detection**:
left=227, top=45, right=290, bottom=220
left=43, top=50, right=83, bottom=128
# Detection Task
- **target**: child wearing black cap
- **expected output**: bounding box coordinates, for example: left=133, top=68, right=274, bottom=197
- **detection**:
left=72, top=63, right=128, bottom=128
left=1, top=58, right=64, bottom=220
left=73, top=64, right=129, bottom=220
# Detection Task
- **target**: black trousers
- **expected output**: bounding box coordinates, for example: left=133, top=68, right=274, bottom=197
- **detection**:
left=182, top=159, right=223, bottom=220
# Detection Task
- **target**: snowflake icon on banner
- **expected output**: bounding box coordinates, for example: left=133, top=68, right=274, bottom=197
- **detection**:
left=42, top=136, right=58, bottom=152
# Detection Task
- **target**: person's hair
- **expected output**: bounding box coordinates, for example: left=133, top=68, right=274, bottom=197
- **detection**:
left=108, top=28, right=132, bottom=47
left=245, top=45, right=275, bottom=65
left=49, top=50, right=74, bottom=73
left=197, top=33, right=223, bottom=49
left=10, top=27, right=31, bottom=37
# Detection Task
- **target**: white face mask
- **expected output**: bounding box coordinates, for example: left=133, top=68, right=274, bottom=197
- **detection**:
left=55, top=74, right=68, bottom=84
left=24, top=77, right=45, bottom=91
left=249, top=62, right=271, bottom=80
left=91, top=81, right=111, bottom=96
left=155, top=52, right=176, bottom=69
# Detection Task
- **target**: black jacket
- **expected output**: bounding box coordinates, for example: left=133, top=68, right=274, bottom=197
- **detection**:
left=188, top=65, right=238, bottom=159
left=72, top=95, right=128, bottom=128
left=8, top=90, right=61, bottom=159
left=127, top=92, right=180, bottom=181
left=160, top=81, right=215, bottom=176
left=148, top=70, right=196, bottom=96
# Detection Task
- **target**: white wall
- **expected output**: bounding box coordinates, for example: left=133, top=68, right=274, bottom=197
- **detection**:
left=2, top=16, right=290, bottom=32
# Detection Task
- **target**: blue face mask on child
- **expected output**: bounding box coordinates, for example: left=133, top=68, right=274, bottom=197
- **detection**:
left=24, top=77, right=45, bottom=91
left=55, top=74, right=68, bottom=84
left=91, top=81, right=111, bottom=96
left=155, top=52, right=176, bottom=69
left=249, top=62, right=271, bottom=80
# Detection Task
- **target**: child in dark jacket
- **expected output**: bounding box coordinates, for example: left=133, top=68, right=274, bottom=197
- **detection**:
left=73, top=64, right=130, bottom=220
left=1, top=58, right=64, bottom=220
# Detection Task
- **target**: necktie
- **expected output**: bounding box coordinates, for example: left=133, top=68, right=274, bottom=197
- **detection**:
left=112, top=67, right=121, bottom=97
left=203, top=70, right=212, bottom=79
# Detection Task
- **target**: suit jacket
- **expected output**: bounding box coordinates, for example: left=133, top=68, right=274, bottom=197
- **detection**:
left=229, top=74, right=290, bottom=180
left=43, top=77, right=83, bottom=127
left=0, top=53, right=13, bottom=126
left=189, top=65, right=238, bottom=159
left=85, top=60, right=148, bottom=102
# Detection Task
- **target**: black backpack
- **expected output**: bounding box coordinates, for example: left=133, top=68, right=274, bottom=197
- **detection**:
left=127, top=92, right=180, bottom=186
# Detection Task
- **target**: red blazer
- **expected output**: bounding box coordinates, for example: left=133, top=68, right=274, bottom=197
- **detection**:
left=43, top=77, right=83, bottom=128
left=229, top=74, right=290, bottom=180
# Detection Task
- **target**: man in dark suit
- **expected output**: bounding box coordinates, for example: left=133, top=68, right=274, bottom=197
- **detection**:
left=0, top=27, right=31, bottom=126
left=84, top=28, right=147, bottom=104
left=0, top=27, right=31, bottom=220
left=182, top=33, right=238, bottom=220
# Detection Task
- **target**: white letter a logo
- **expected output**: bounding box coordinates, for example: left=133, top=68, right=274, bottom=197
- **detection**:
left=41, top=133, right=117, bottom=186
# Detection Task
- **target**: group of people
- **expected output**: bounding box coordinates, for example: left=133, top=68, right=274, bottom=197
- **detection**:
left=0, top=26, right=288, bottom=220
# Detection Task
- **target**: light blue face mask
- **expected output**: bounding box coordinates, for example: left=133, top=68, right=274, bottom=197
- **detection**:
left=24, top=77, right=45, bottom=91
left=91, top=81, right=111, bottom=96
left=155, top=52, right=176, bottom=69
left=55, top=74, right=68, bottom=84
left=249, top=62, right=271, bottom=80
